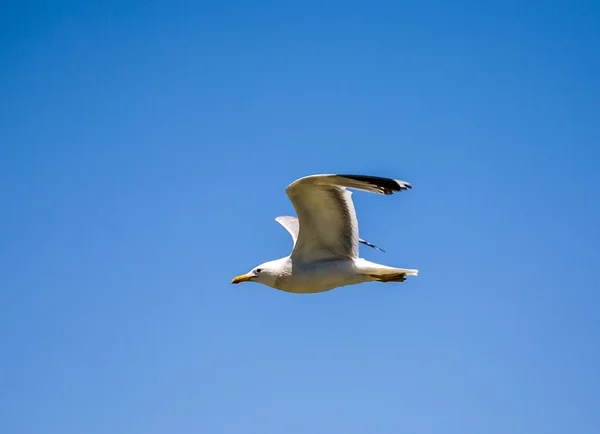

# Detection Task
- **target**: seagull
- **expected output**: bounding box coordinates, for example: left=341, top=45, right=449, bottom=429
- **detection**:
left=231, top=174, right=418, bottom=294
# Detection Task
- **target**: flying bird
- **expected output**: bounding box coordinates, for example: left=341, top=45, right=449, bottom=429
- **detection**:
left=231, top=174, right=418, bottom=294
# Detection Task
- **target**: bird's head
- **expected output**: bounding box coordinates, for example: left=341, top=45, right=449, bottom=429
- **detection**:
left=231, top=260, right=281, bottom=287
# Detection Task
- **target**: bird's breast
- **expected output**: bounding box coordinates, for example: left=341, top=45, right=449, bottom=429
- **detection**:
left=274, top=259, right=365, bottom=294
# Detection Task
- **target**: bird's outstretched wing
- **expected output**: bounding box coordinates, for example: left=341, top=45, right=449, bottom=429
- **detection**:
left=283, top=174, right=411, bottom=262
left=276, top=215, right=385, bottom=252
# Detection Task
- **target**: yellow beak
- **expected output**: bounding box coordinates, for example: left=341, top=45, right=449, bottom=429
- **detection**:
left=231, top=274, right=254, bottom=284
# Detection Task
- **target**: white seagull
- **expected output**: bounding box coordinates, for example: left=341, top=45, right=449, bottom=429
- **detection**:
left=231, top=174, right=418, bottom=294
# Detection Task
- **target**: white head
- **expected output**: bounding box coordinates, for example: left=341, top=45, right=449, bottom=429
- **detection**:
left=231, top=259, right=286, bottom=288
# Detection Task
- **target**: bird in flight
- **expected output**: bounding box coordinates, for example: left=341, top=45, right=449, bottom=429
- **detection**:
left=232, top=174, right=418, bottom=294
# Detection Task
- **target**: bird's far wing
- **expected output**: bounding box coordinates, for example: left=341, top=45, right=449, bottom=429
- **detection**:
left=276, top=215, right=384, bottom=252
left=285, top=174, right=411, bottom=262
left=275, top=216, right=299, bottom=245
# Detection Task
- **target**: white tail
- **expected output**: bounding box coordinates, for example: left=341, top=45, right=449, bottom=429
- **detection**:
left=395, top=268, right=418, bottom=276
left=357, top=259, right=419, bottom=283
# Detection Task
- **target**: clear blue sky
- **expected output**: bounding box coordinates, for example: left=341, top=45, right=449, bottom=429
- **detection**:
left=1, top=1, right=599, bottom=433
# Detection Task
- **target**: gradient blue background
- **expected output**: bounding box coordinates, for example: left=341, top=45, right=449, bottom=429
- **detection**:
left=1, top=1, right=599, bottom=433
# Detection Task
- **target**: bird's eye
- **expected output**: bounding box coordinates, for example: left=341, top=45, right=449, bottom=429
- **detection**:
left=256, top=268, right=262, bottom=273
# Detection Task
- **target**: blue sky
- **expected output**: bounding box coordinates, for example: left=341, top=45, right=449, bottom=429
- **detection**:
left=1, top=1, right=599, bottom=433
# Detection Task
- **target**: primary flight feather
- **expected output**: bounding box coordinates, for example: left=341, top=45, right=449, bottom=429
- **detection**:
left=231, top=174, right=418, bottom=294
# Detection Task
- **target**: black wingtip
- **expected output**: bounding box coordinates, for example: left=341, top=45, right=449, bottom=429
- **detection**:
left=337, top=174, right=412, bottom=195
left=359, top=238, right=386, bottom=253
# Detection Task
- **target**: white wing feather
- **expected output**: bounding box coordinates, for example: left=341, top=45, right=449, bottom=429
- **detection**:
left=284, top=174, right=411, bottom=262
left=276, top=215, right=384, bottom=252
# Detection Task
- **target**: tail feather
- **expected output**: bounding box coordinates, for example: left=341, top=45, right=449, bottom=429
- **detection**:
left=368, top=267, right=418, bottom=283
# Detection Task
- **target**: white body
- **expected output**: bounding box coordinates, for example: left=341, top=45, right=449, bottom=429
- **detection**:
left=262, top=257, right=416, bottom=294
